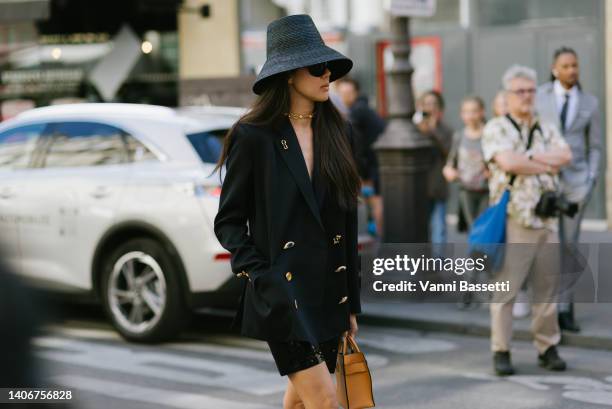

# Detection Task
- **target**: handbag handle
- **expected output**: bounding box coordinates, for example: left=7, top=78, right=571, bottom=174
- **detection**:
left=340, top=334, right=361, bottom=354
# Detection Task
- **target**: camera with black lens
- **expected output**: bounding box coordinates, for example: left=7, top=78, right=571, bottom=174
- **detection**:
left=535, top=190, right=579, bottom=218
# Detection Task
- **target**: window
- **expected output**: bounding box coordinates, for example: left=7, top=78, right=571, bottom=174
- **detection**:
left=43, top=122, right=128, bottom=168
left=475, top=0, right=600, bottom=26
left=0, top=123, right=45, bottom=170
left=124, top=134, right=158, bottom=163
left=186, top=130, right=224, bottom=164
left=412, top=0, right=460, bottom=28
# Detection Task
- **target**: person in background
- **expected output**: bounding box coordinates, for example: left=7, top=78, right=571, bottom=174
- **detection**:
left=492, top=90, right=508, bottom=117
left=443, top=96, right=489, bottom=308
left=336, top=76, right=386, bottom=237
left=503, top=83, right=530, bottom=320
left=536, top=46, right=602, bottom=333
left=414, top=90, right=454, bottom=246
left=443, top=96, right=489, bottom=228
left=482, top=64, right=572, bottom=376
left=329, top=81, right=349, bottom=117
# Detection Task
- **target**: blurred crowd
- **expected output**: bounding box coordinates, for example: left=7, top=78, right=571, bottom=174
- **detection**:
left=331, top=46, right=601, bottom=376
left=0, top=43, right=601, bottom=384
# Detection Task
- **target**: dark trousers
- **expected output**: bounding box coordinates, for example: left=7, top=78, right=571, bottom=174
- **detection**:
left=459, top=188, right=489, bottom=228
left=557, top=187, right=594, bottom=311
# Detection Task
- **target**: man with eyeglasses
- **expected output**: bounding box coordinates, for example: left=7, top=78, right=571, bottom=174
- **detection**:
left=481, top=65, right=572, bottom=376
left=536, top=47, right=602, bottom=333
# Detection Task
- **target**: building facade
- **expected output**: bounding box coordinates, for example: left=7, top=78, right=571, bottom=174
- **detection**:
left=1, top=0, right=610, bottom=224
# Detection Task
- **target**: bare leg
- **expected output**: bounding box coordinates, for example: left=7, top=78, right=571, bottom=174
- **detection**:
left=283, top=378, right=305, bottom=409
left=286, top=362, right=338, bottom=409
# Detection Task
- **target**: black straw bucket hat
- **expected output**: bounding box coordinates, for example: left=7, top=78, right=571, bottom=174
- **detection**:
left=252, top=14, right=353, bottom=95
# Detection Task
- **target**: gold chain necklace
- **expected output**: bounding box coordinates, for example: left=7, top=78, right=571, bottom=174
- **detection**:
left=284, top=112, right=314, bottom=120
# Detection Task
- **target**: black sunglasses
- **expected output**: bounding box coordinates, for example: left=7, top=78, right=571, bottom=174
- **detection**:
left=306, top=61, right=329, bottom=77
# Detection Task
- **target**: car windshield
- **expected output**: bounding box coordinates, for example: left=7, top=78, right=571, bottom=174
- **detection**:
left=186, top=130, right=225, bottom=163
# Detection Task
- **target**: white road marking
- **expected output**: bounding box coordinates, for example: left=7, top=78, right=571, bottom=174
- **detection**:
left=362, top=354, right=389, bottom=368
left=358, top=333, right=457, bottom=354
left=163, top=341, right=275, bottom=362
left=507, top=375, right=612, bottom=392
left=189, top=334, right=270, bottom=351
left=563, top=391, right=612, bottom=406
left=34, top=336, right=286, bottom=396
left=34, top=334, right=389, bottom=395
left=509, top=376, right=612, bottom=406
left=39, top=327, right=392, bottom=368
left=462, top=372, right=500, bottom=381
left=53, top=375, right=274, bottom=409
left=462, top=373, right=612, bottom=407
left=43, top=325, right=122, bottom=340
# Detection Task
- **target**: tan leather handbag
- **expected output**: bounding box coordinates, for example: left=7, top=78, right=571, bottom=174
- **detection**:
left=336, top=335, right=375, bottom=409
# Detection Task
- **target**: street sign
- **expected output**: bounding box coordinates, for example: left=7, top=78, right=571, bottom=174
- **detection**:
left=390, top=0, right=437, bottom=17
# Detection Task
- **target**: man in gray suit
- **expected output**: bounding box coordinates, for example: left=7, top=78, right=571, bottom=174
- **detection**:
left=536, top=46, right=602, bottom=333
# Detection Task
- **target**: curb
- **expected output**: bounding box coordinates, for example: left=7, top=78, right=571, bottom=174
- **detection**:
left=359, top=313, right=612, bottom=351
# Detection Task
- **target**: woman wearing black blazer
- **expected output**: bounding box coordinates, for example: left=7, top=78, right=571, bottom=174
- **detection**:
left=213, top=14, right=362, bottom=409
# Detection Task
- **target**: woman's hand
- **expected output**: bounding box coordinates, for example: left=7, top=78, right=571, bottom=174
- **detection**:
left=442, top=165, right=459, bottom=182
left=347, top=314, right=358, bottom=338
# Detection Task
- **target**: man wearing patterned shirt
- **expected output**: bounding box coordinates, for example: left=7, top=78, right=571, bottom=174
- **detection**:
left=482, top=65, right=572, bottom=376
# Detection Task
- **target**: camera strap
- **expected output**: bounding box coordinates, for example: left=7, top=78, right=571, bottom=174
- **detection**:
left=504, top=114, right=541, bottom=187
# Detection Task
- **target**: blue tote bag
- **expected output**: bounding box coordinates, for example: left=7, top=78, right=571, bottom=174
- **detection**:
left=468, top=114, right=539, bottom=271
left=468, top=187, right=511, bottom=271
left=469, top=188, right=510, bottom=245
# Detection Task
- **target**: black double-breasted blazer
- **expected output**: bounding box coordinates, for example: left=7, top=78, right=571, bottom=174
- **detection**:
left=213, top=116, right=361, bottom=343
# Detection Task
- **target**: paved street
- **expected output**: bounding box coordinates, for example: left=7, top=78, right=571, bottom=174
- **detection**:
left=31, top=303, right=612, bottom=409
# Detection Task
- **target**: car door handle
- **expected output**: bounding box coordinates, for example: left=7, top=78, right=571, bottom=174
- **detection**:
left=0, top=189, right=14, bottom=199
left=90, top=187, right=111, bottom=199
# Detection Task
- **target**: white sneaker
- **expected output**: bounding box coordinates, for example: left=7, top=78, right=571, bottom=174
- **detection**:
left=512, top=302, right=530, bottom=318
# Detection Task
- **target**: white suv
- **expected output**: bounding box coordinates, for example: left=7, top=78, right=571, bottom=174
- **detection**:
left=0, top=103, right=244, bottom=342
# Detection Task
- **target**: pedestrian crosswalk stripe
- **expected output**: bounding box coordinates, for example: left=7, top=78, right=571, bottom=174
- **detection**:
left=35, top=336, right=286, bottom=396
left=357, top=333, right=457, bottom=354
left=42, top=325, right=121, bottom=340
left=53, top=375, right=276, bottom=409
left=34, top=334, right=390, bottom=395
left=164, top=341, right=275, bottom=361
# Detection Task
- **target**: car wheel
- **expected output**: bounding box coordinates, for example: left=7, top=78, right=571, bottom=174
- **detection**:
left=101, top=237, right=189, bottom=343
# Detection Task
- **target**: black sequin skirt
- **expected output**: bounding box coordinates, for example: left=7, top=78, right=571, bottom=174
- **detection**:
left=267, top=336, right=341, bottom=376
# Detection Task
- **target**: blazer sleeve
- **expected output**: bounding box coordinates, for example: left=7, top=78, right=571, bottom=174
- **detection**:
left=346, top=124, right=362, bottom=314
left=587, top=98, right=602, bottom=183
left=214, top=125, right=269, bottom=279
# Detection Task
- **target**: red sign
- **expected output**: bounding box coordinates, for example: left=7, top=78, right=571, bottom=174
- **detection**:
left=376, top=36, right=442, bottom=117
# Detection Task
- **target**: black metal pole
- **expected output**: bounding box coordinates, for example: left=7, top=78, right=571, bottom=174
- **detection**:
left=373, top=15, right=433, bottom=243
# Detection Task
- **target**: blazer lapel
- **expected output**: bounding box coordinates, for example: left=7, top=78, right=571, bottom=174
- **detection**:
left=274, top=117, right=325, bottom=231
left=312, top=127, right=327, bottom=210
left=545, top=84, right=562, bottom=130
left=567, top=89, right=585, bottom=132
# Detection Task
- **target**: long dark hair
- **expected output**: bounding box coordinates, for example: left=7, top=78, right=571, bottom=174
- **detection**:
left=213, top=72, right=361, bottom=211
